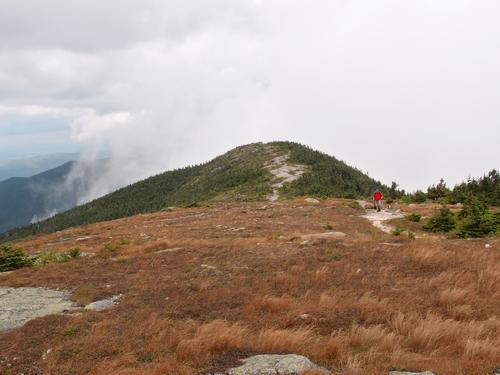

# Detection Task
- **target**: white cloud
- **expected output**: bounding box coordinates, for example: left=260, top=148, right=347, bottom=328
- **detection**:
left=0, top=0, right=499, bottom=194
left=70, top=111, right=134, bottom=142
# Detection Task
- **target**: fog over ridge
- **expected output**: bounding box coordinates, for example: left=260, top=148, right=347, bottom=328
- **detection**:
left=0, top=0, right=499, bottom=199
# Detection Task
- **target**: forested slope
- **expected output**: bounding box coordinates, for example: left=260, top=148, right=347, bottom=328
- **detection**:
left=2, top=142, right=385, bottom=240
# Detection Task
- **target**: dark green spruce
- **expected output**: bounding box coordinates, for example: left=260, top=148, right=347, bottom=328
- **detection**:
left=1, top=142, right=386, bottom=241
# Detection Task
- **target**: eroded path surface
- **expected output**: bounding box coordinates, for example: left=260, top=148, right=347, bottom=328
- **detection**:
left=358, top=200, right=404, bottom=233
left=265, top=152, right=307, bottom=201
left=0, top=287, right=76, bottom=331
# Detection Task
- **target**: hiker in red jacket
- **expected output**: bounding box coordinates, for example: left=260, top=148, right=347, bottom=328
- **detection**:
left=373, top=191, right=383, bottom=212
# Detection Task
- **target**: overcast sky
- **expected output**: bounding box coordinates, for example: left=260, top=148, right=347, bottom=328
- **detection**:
left=0, top=0, right=499, bottom=193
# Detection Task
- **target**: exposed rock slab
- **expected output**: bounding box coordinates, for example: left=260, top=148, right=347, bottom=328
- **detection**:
left=0, top=287, right=76, bottom=331
left=227, top=354, right=331, bottom=375
left=85, top=294, right=122, bottom=311
left=265, top=152, right=307, bottom=202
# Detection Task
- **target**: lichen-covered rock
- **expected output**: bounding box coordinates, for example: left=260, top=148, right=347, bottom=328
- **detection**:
left=85, top=294, right=121, bottom=311
left=227, top=354, right=331, bottom=375
left=304, top=198, right=320, bottom=203
left=0, top=287, right=76, bottom=331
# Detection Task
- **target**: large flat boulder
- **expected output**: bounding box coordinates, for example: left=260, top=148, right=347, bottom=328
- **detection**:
left=227, top=354, right=330, bottom=375
left=0, top=287, right=76, bottom=331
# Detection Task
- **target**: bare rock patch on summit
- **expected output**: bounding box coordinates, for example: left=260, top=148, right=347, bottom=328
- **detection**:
left=265, top=152, right=307, bottom=202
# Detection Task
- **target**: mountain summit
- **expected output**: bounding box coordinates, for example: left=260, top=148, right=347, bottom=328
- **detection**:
left=2, top=142, right=385, bottom=240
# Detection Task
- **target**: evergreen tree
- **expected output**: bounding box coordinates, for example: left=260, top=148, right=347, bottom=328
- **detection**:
left=427, top=178, right=449, bottom=201
left=454, top=195, right=497, bottom=238
left=423, top=206, right=456, bottom=233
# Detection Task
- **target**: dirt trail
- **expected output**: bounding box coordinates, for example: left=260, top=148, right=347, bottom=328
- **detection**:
left=358, top=200, right=404, bottom=233
left=265, top=152, right=307, bottom=201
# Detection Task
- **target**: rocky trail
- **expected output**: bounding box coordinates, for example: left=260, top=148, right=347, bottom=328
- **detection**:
left=264, top=152, right=307, bottom=201
left=358, top=200, right=404, bottom=233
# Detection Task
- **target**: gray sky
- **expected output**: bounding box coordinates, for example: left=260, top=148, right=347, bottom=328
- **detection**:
left=0, top=0, right=499, bottom=194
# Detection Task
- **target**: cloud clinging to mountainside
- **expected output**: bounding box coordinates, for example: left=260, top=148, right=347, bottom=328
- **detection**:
left=0, top=0, right=499, bottom=194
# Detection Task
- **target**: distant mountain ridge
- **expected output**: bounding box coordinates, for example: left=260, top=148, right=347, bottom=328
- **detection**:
left=0, top=153, right=80, bottom=182
left=0, top=160, right=109, bottom=234
left=1, top=142, right=386, bottom=240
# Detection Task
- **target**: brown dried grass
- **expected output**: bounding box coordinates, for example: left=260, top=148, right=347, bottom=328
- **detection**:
left=0, top=199, right=498, bottom=374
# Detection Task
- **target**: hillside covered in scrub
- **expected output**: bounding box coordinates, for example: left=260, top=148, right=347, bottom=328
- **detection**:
left=402, top=169, right=500, bottom=207
left=1, top=142, right=385, bottom=241
left=0, top=198, right=499, bottom=374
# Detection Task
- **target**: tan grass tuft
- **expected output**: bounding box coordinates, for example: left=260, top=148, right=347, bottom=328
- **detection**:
left=254, top=327, right=317, bottom=355
left=464, top=338, right=499, bottom=358
left=253, top=295, right=295, bottom=312
left=176, top=320, right=248, bottom=364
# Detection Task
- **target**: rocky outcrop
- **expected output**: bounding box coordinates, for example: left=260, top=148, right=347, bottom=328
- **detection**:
left=224, top=354, right=331, bottom=375
left=85, top=294, right=122, bottom=311
left=265, top=153, right=307, bottom=202
left=0, top=287, right=76, bottom=331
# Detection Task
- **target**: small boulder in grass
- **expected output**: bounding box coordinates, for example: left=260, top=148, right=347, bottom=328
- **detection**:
left=226, top=354, right=331, bottom=375
left=304, top=198, right=320, bottom=204
left=85, top=294, right=122, bottom=311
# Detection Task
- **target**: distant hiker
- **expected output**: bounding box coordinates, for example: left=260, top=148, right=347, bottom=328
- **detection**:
left=373, top=190, right=383, bottom=212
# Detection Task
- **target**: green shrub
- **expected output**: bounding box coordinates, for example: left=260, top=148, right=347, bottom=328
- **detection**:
left=0, top=243, right=32, bottom=272
left=61, top=325, right=81, bottom=337
left=322, top=223, right=333, bottom=230
left=423, top=206, right=456, bottom=233
left=407, top=213, right=422, bottom=222
left=408, top=231, right=416, bottom=240
left=453, top=196, right=498, bottom=238
left=427, top=178, right=450, bottom=201
left=404, top=190, right=427, bottom=204
left=118, top=237, right=131, bottom=245
left=115, top=256, right=129, bottom=264
left=103, top=242, right=120, bottom=256
left=35, top=251, right=70, bottom=265
left=392, top=226, right=403, bottom=236
left=68, top=247, right=81, bottom=258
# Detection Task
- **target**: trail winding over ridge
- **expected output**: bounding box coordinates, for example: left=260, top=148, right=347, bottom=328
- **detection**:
left=265, top=152, right=307, bottom=202
left=357, top=200, right=404, bottom=233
